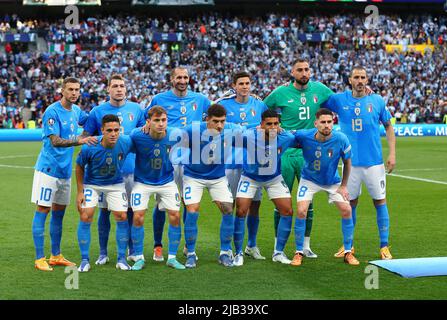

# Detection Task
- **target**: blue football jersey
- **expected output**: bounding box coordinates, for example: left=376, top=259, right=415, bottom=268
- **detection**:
left=83, top=101, right=146, bottom=175
left=183, top=122, right=244, bottom=180
left=324, top=91, right=391, bottom=167
left=242, top=129, right=298, bottom=182
left=130, top=127, right=181, bottom=186
left=294, top=129, right=351, bottom=185
left=76, top=135, right=134, bottom=186
left=217, top=95, right=268, bottom=169
left=144, top=90, right=211, bottom=128
left=35, top=101, right=89, bottom=179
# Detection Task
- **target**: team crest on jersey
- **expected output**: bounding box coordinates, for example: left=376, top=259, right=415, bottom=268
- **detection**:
left=300, top=97, right=307, bottom=105
left=354, top=108, right=361, bottom=116
left=367, top=104, right=373, bottom=113
left=154, top=149, right=160, bottom=157
left=106, top=157, right=113, bottom=165
left=129, top=113, right=134, bottom=121
left=192, top=103, right=198, bottom=111
left=315, top=150, right=321, bottom=158
left=70, top=123, right=75, bottom=132
left=313, top=95, right=318, bottom=104
left=240, top=112, right=247, bottom=120
left=180, top=106, right=186, bottom=114
left=118, top=153, right=124, bottom=161
left=48, top=118, right=55, bottom=125
left=327, top=149, right=333, bottom=158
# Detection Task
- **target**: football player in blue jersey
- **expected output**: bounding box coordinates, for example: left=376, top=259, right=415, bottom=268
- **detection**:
left=235, top=109, right=299, bottom=266
left=75, top=114, right=134, bottom=272
left=324, top=66, right=396, bottom=260
left=129, top=106, right=185, bottom=270
left=82, top=74, right=146, bottom=265
left=31, top=77, right=97, bottom=271
left=291, top=108, right=359, bottom=266
left=215, top=71, right=268, bottom=261
left=182, top=104, right=247, bottom=268
left=144, top=67, right=211, bottom=262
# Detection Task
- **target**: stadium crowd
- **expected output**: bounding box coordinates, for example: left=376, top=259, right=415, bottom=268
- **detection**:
left=1, top=12, right=447, bottom=128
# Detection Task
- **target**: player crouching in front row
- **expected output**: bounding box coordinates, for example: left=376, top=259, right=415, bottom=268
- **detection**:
left=75, top=114, right=134, bottom=272
left=293, top=108, right=359, bottom=266
left=129, top=106, right=185, bottom=270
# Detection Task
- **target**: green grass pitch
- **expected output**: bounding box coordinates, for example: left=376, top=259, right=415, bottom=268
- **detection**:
left=0, top=137, right=446, bottom=300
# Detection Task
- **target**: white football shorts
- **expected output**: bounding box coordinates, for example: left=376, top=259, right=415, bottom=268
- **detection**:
left=31, top=170, right=71, bottom=207
left=297, top=178, right=348, bottom=204
left=236, top=174, right=291, bottom=200
left=226, top=168, right=262, bottom=201
left=82, top=183, right=128, bottom=212
left=348, top=164, right=386, bottom=200
left=131, top=181, right=181, bottom=211
left=97, top=173, right=134, bottom=210
left=183, top=175, right=234, bottom=205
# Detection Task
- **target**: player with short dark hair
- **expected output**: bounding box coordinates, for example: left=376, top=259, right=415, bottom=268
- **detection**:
left=75, top=114, right=134, bottom=272
left=263, top=58, right=335, bottom=258
left=215, top=71, right=268, bottom=261
left=32, top=77, right=97, bottom=271
left=82, top=74, right=146, bottom=265
left=235, top=110, right=300, bottom=265
left=291, top=109, right=359, bottom=266
left=181, top=104, right=246, bottom=268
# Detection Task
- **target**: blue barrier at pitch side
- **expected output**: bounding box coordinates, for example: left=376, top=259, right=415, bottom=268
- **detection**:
left=333, top=124, right=447, bottom=137
left=0, top=129, right=84, bottom=141
left=0, top=125, right=446, bottom=142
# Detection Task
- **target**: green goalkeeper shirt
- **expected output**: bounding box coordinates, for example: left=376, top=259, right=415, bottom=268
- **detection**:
left=264, top=81, right=334, bottom=130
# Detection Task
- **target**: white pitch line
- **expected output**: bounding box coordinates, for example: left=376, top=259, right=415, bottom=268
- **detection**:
left=0, top=155, right=34, bottom=160
left=395, top=168, right=447, bottom=172
left=0, top=164, right=34, bottom=169
left=388, top=173, right=447, bottom=186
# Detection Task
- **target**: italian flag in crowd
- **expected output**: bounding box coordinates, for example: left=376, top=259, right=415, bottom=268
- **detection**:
left=48, top=43, right=81, bottom=54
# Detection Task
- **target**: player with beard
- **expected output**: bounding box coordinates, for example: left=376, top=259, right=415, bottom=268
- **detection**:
left=263, top=58, right=334, bottom=259
left=144, top=67, right=211, bottom=262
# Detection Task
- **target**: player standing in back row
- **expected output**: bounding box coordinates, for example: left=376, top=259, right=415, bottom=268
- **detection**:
left=145, top=67, right=211, bottom=262
left=82, top=74, right=146, bottom=265
left=263, top=58, right=334, bottom=258
left=32, top=77, right=97, bottom=271
left=324, top=66, right=396, bottom=260
left=215, top=71, right=268, bottom=260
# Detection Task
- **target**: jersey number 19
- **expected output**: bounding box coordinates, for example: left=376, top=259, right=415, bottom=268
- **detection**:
left=352, top=119, right=363, bottom=132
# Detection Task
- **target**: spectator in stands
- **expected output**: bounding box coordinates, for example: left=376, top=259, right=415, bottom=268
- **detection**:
left=1, top=13, right=447, bottom=126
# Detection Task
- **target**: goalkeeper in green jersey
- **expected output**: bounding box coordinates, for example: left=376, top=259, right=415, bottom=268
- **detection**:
left=262, top=58, right=334, bottom=258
